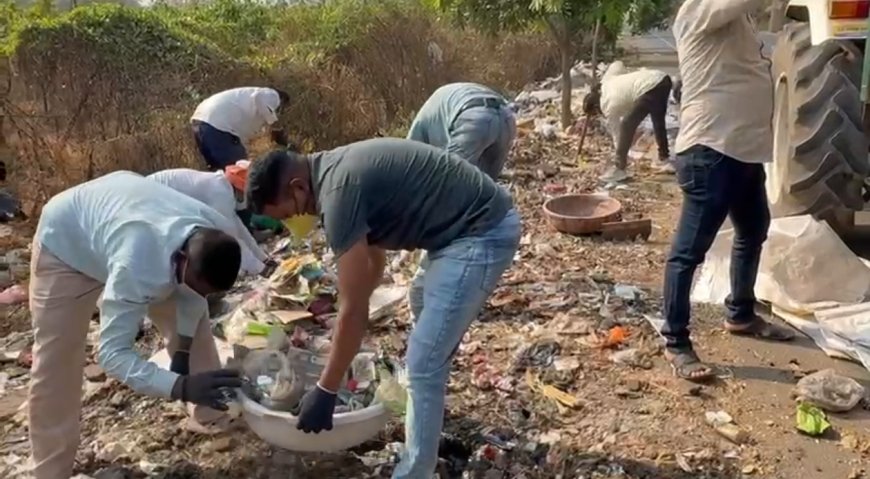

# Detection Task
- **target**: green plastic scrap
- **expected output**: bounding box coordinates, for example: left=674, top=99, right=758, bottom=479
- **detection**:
left=246, top=321, right=276, bottom=336
left=796, top=403, right=831, bottom=436
left=374, top=363, right=408, bottom=416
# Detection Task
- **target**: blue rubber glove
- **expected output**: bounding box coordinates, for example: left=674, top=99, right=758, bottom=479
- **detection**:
left=296, top=384, right=337, bottom=433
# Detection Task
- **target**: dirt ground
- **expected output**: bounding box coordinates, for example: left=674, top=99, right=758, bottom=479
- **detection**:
left=2, top=127, right=870, bottom=479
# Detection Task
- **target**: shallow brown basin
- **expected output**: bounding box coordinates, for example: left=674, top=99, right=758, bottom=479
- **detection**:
left=542, top=194, right=622, bottom=235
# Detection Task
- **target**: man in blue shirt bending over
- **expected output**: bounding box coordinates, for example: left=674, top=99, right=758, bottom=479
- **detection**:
left=407, top=82, right=516, bottom=180
left=27, top=171, right=243, bottom=479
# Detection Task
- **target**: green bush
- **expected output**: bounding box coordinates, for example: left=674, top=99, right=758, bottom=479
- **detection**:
left=0, top=0, right=558, bottom=210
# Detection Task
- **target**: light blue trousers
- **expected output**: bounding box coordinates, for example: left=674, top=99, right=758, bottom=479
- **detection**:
left=393, top=208, right=521, bottom=478
left=447, top=106, right=517, bottom=180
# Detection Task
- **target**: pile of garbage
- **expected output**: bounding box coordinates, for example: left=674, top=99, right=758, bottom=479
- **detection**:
left=232, top=326, right=406, bottom=415
left=220, top=254, right=336, bottom=349
left=213, top=250, right=408, bottom=416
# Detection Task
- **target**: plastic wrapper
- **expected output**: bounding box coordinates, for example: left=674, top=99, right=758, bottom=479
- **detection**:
left=794, top=368, right=866, bottom=412
left=373, top=357, right=408, bottom=416
left=240, top=331, right=305, bottom=411
left=225, top=282, right=272, bottom=344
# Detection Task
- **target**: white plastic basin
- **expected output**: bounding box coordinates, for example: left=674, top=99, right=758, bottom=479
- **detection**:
left=237, top=388, right=390, bottom=452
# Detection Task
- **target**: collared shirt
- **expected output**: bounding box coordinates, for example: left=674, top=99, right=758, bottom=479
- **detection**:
left=190, top=87, right=281, bottom=141
left=310, top=138, right=512, bottom=257
left=36, top=171, right=239, bottom=399
left=407, top=82, right=507, bottom=150
left=147, top=168, right=267, bottom=275
left=600, top=61, right=668, bottom=140
left=674, top=0, right=773, bottom=163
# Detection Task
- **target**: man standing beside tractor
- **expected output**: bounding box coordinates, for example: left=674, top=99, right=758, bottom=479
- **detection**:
left=662, top=0, right=795, bottom=382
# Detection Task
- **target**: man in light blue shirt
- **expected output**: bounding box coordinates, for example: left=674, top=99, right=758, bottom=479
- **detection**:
left=407, top=82, right=517, bottom=179
left=28, top=171, right=243, bottom=479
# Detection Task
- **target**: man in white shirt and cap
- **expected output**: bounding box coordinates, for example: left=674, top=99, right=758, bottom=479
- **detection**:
left=596, top=61, right=675, bottom=182
left=147, top=162, right=275, bottom=277
left=190, top=87, right=291, bottom=171
left=28, top=171, right=244, bottom=479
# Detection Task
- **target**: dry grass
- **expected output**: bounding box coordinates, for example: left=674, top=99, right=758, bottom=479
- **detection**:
left=0, top=5, right=558, bottom=215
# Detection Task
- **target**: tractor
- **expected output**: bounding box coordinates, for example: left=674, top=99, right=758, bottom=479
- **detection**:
left=768, top=0, right=870, bottom=232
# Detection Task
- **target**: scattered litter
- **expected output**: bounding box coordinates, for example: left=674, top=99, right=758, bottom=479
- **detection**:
left=600, top=326, right=627, bottom=349
left=373, top=357, right=407, bottom=415
left=369, top=285, right=408, bottom=324
left=0, top=189, right=21, bottom=222
left=538, top=430, right=563, bottom=445
left=612, top=284, right=642, bottom=301
left=704, top=410, right=749, bottom=445
left=547, top=313, right=593, bottom=335
left=600, top=219, right=652, bottom=241
left=609, top=348, right=652, bottom=369
left=526, top=372, right=580, bottom=412
left=794, top=369, right=865, bottom=412
left=514, top=340, right=561, bottom=371
left=534, top=123, right=559, bottom=140
left=0, top=284, right=27, bottom=305
left=552, top=356, right=580, bottom=371
left=796, top=403, right=831, bottom=436
left=241, top=350, right=303, bottom=412
left=675, top=453, right=692, bottom=473
left=83, top=364, right=106, bottom=383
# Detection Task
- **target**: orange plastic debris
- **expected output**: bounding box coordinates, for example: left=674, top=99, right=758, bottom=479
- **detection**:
left=601, top=326, right=627, bottom=348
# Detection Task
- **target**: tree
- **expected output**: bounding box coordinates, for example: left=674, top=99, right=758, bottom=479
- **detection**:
left=431, top=0, right=676, bottom=129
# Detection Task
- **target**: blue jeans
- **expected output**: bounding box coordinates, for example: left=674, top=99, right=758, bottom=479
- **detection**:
left=395, top=208, right=521, bottom=479
left=191, top=120, right=247, bottom=171
left=662, top=145, right=770, bottom=353
left=447, top=106, right=517, bottom=180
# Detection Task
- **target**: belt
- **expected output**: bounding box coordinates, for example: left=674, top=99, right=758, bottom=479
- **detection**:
left=462, top=97, right=505, bottom=112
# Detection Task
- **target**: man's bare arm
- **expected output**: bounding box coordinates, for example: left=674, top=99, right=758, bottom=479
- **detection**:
left=318, top=238, right=372, bottom=392
left=367, top=246, right=386, bottom=295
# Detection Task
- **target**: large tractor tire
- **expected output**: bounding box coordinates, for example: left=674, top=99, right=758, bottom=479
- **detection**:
left=768, top=23, right=870, bottom=219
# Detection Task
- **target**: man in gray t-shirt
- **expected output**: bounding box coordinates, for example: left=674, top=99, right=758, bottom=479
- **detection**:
left=246, top=138, right=521, bottom=478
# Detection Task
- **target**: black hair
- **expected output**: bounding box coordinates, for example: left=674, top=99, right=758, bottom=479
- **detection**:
left=185, top=228, right=241, bottom=291
left=273, top=88, right=290, bottom=106
left=583, top=83, right=602, bottom=116
left=246, top=149, right=308, bottom=214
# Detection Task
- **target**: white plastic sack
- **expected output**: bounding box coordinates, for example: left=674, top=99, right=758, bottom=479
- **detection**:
left=692, top=216, right=870, bottom=311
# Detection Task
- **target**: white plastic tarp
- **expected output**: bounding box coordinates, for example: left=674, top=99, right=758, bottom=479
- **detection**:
left=691, top=215, right=870, bottom=370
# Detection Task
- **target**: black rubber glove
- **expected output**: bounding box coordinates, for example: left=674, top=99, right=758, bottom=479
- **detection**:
left=170, top=336, right=194, bottom=375
left=170, top=350, right=190, bottom=376
left=296, top=384, right=337, bottom=433
left=171, top=369, right=242, bottom=411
